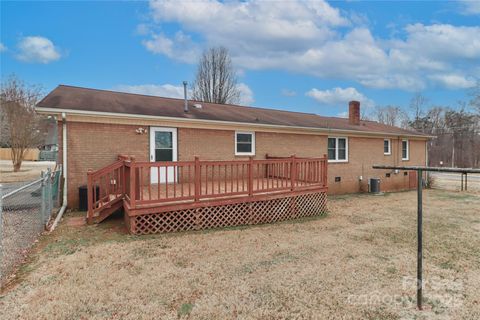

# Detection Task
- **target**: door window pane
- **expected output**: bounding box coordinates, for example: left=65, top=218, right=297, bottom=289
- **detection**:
left=155, top=132, right=172, bottom=148
left=155, top=149, right=173, bottom=161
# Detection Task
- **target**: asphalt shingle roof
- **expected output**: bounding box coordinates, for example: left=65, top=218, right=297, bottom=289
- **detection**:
left=37, top=85, right=429, bottom=137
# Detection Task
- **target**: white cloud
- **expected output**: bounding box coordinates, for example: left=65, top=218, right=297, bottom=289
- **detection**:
left=113, top=83, right=254, bottom=105
left=113, top=84, right=186, bottom=98
left=16, top=36, right=61, bottom=63
left=428, top=74, right=476, bottom=89
left=458, top=0, right=480, bottom=15
left=306, top=87, right=375, bottom=108
left=142, top=31, right=200, bottom=63
left=145, top=0, right=347, bottom=63
left=0, top=43, right=6, bottom=52
left=143, top=1, right=480, bottom=92
left=236, top=83, right=254, bottom=105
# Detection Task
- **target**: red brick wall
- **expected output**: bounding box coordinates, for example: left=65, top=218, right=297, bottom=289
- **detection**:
left=178, top=129, right=326, bottom=160
left=60, top=122, right=426, bottom=208
left=58, top=121, right=148, bottom=208
left=327, top=137, right=426, bottom=194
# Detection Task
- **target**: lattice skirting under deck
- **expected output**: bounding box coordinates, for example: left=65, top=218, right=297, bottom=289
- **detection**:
left=126, top=191, right=327, bottom=235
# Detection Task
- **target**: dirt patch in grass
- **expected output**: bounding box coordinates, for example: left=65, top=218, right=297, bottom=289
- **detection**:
left=1, top=190, right=479, bottom=319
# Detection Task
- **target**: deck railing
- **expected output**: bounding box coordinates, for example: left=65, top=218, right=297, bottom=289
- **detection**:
left=87, top=156, right=126, bottom=223
left=88, top=155, right=327, bottom=221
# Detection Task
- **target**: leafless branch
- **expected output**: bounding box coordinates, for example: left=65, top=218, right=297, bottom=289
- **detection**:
left=191, top=47, right=240, bottom=104
left=0, top=74, right=44, bottom=172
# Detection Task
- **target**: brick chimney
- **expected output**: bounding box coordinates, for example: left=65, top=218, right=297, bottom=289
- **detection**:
left=348, top=100, right=360, bottom=125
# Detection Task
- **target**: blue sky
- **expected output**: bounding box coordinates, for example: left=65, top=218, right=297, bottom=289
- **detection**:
left=1, top=0, right=479, bottom=118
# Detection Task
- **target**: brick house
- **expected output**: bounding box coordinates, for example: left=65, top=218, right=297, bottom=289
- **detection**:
left=36, top=85, right=430, bottom=210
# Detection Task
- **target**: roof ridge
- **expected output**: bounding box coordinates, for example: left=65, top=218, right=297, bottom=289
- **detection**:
left=57, top=84, right=318, bottom=117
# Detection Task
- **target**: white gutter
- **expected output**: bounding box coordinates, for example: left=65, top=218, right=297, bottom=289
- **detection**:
left=35, top=106, right=434, bottom=139
left=49, top=112, right=67, bottom=231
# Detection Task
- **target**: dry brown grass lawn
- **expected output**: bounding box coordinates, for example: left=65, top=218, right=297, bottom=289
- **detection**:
left=1, top=189, right=479, bottom=319
left=0, top=160, right=56, bottom=183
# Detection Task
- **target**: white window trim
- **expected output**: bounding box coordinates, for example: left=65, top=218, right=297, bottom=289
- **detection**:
left=328, top=137, right=349, bottom=163
left=235, top=131, right=255, bottom=156
left=384, top=139, right=391, bottom=155
left=402, top=139, right=409, bottom=161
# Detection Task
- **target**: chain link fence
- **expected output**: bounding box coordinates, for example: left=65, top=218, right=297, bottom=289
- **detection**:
left=430, top=172, right=480, bottom=192
left=0, top=167, right=61, bottom=287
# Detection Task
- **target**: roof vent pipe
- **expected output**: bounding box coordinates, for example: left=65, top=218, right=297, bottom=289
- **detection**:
left=183, top=81, right=188, bottom=112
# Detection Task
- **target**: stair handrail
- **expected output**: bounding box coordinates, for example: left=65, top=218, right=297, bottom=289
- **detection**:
left=87, top=156, right=128, bottom=224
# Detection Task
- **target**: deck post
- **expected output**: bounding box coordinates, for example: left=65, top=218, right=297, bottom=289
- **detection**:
left=323, top=154, right=328, bottom=187
left=130, top=157, right=136, bottom=209
left=121, top=159, right=126, bottom=196
left=87, top=169, right=94, bottom=224
left=290, top=155, right=297, bottom=191
left=194, top=156, right=200, bottom=202
left=248, top=156, right=254, bottom=197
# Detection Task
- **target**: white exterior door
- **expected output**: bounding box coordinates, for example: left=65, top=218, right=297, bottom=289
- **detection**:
left=150, top=127, right=177, bottom=184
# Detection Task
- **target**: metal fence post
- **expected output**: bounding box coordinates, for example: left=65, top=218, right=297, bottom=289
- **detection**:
left=46, top=168, right=52, bottom=227
left=417, top=169, right=423, bottom=310
left=40, top=171, right=47, bottom=231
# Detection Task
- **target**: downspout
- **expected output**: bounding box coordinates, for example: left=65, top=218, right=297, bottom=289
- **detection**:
left=49, top=112, right=67, bottom=231
left=425, top=140, right=429, bottom=185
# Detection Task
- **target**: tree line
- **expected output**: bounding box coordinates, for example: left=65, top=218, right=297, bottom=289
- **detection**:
left=369, top=90, right=480, bottom=168
left=1, top=46, right=479, bottom=171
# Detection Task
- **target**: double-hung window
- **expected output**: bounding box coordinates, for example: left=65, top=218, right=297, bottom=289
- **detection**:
left=402, top=139, right=409, bottom=160
left=384, top=139, right=391, bottom=155
left=235, top=131, right=255, bottom=156
left=328, top=137, right=348, bottom=162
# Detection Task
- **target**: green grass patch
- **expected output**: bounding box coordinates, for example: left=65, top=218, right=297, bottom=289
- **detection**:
left=177, top=303, right=194, bottom=317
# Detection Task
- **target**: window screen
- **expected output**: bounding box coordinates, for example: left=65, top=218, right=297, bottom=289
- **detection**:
left=328, top=138, right=336, bottom=160
left=236, top=132, right=254, bottom=154
left=384, top=139, right=390, bottom=154
left=402, top=140, right=408, bottom=160
left=328, top=137, right=347, bottom=161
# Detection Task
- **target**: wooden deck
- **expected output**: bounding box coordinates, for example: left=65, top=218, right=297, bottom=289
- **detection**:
left=87, top=155, right=328, bottom=234
left=137, top=177, right=317, bottom=203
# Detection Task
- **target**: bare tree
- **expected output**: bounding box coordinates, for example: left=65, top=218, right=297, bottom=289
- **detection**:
left=372, top=105, right=409, bottom=128
left=191, top=47, right=240, bottom=104
left=0, top=75, right=44, bottom=172
left=469, top=80, right=480, bottom=114
left=410, top=92, right=428, bottom=130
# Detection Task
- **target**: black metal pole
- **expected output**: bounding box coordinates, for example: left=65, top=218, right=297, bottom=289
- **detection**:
left=417, top=169, right=423, bottom=310
left=461, top=173, right=464, bottom=191
left=465, top=173, right=468, bottom=191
